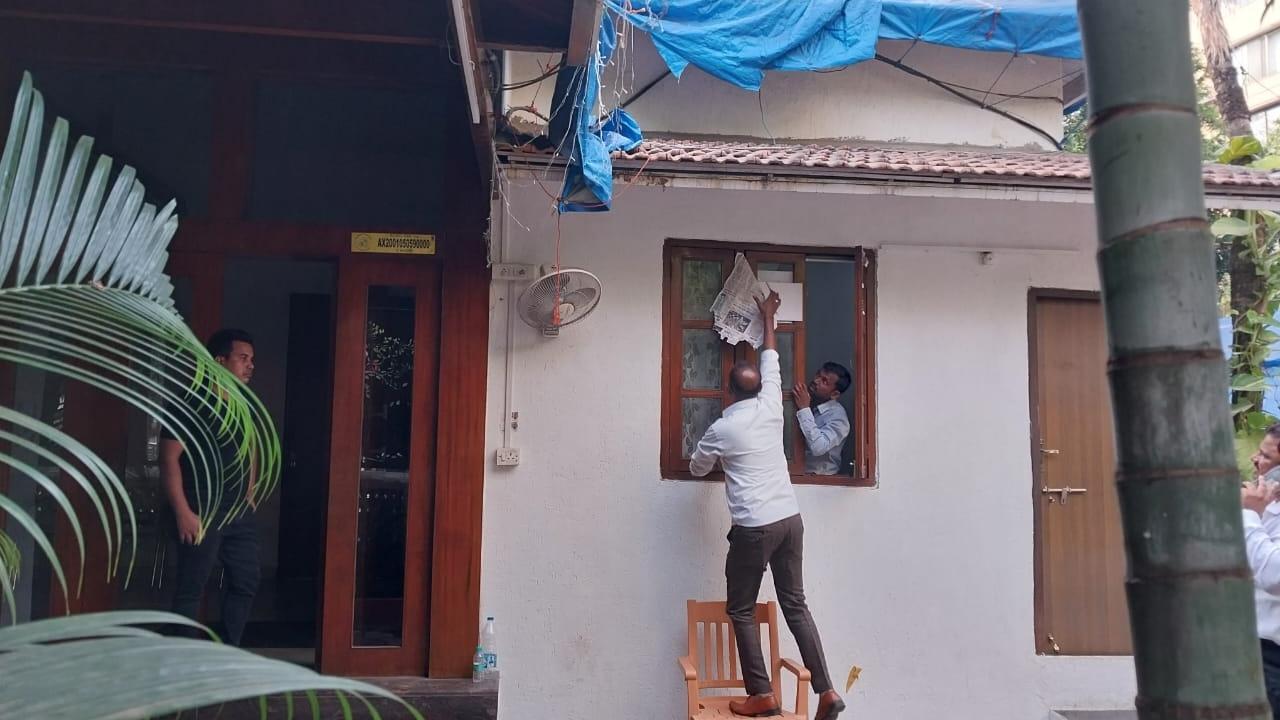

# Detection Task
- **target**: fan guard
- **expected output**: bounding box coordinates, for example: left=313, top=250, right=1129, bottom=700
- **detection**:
left=516, top=267, right=602, bottom=333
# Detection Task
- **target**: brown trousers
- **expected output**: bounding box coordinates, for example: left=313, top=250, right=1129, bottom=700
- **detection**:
left=726, top=513, right=833, bottom=696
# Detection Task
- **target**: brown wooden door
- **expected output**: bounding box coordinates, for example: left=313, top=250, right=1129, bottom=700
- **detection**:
left=319, top=256, right=440, bottom=675
left=1031, top=293, right=1132, bottom=655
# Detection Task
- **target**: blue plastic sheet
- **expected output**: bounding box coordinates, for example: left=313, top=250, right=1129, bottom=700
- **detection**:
left=604, top=0, right=882, bottom=91
left=559, top=1, right=1081, bottom=212
left=558, top=13, right=644, bottom=212
left=880, top=0, right=1081, bottom=60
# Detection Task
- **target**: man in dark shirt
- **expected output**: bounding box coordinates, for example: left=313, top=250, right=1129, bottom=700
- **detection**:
left=161, top=328, right=259, bottom=646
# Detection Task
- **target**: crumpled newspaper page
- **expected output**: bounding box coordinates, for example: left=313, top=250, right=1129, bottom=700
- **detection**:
left=711, top=252, right=768, bottom=348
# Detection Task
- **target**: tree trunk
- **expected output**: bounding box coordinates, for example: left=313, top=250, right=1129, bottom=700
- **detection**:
left=1078, top=2, right=1268, bottom=718
left=1193, top=0, right=1265, bottom=422
left=1193, top=0, right=1255, bottom=137
left=1232, top=231, right=1266, bottom=419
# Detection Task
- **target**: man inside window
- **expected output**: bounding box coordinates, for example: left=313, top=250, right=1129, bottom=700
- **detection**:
left=161, top=328, right=260, bottom=647
left=689, top=292, right=845, bottom=720
left=792, top=362, right=852, bottom=475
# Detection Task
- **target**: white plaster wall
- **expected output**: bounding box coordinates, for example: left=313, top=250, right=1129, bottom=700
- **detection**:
left=480, top=178, right=1136, bottom=720
left=504, top=35, right=1067, bottom=149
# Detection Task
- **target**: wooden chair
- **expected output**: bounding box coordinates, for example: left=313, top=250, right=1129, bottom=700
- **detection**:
left=678, top=599, right=811, bottom=719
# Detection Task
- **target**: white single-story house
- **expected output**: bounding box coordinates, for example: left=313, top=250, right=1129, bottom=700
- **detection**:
left=480, top=33, right=1280, bottom=720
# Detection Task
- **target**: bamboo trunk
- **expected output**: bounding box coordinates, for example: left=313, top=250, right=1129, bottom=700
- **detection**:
left=1077, top=2, right=1268, bottom=717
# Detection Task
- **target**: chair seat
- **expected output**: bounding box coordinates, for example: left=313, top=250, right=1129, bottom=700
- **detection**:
left=691, top=696, right=805, bottom=720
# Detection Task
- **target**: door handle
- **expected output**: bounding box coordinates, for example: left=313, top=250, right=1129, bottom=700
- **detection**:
left=1042, top=486, right=1087, bottom=505
left=1039, top=448, right=1061, bottom=455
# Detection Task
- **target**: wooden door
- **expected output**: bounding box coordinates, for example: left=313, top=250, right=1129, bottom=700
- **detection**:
left=1031, top=292, right=1131, bottom=655
left=319, top=257, right=440, bottom=675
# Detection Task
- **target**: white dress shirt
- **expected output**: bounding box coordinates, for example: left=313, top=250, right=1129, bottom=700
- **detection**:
left=796, top=399, right=850, bottom=475
left=1243, top=503, right=1280, bottom=643
left=689, top=349, right=800, bottom=527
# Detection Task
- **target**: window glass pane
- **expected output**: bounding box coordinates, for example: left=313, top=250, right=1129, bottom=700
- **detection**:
left=1246, top=38, right=1267, bottom=77
left=682, top=398, right=722, bottom=459
left=682, top=259, right=723, bottom=320
left=804, top=257, right=858, bottom=474
left=757, top=261, right=794, bottom=283
left=683, top=329, right=722, bottom=389
left=353, top=285, right=416, bottom=647
left=777, top=332, right=795, bottom=390
left=1269, top=32, right=1280, bottom=76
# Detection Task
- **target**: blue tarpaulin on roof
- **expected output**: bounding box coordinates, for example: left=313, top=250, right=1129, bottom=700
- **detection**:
left=880, top=0, right=1082, bottom=60
left=603, top=0, right=882, bottom=91
left=557, top=1, right=1081, bottom=212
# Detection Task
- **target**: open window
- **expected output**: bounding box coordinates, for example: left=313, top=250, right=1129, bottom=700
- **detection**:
left=661, top=240, right=877, bottom=486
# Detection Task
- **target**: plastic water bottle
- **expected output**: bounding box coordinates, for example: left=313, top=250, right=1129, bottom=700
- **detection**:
left=472, top=645, right=485, bottom=683
left=480, top=616, right=498, bottom=680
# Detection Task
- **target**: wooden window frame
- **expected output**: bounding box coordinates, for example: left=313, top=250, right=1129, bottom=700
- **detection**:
left=661, top=239, right=877, bottom=487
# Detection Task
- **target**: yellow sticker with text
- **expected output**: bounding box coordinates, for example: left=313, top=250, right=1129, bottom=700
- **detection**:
left=351, top=232, right=436, bottom=256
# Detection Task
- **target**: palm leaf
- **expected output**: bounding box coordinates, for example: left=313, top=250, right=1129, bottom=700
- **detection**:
left=0, top=71, right=416, bottom=719
left=0, top=527, right=17, bottom=589
left=0, top=72, right=281, bottom=617
left=0, top=612, right=422, bottom=720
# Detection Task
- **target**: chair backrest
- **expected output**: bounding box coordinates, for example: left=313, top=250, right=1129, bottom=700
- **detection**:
left=686, top=599, right=782, bottom=697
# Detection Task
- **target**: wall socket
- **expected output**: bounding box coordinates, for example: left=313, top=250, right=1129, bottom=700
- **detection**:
left=495, top=448, right=521, bottom=466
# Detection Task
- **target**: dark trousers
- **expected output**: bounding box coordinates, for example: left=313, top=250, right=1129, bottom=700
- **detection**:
left=172, top=514, right=260, bottom=646
left=726, top=513, right=833, bottom=696
left=1264, top=640, right=1280, bottom=720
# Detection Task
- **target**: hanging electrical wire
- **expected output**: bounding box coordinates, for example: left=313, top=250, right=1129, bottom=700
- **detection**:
left=500, top=60, right=564, bottom=91
left=874, top=53, right=1063, bottom=150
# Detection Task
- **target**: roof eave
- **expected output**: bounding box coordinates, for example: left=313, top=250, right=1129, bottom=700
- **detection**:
left=500, top=150, right=1280, bottom=207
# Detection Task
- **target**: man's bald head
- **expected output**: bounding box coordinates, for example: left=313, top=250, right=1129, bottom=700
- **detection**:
left=730, top=360, right=762, bottom=401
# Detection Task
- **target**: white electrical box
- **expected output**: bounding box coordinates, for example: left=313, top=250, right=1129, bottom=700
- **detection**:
left=492, top=263, right=537, bottom=281
left=495, top=448, right=521, bottom=466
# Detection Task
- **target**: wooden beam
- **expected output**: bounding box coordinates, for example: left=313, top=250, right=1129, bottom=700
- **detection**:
left=428, top=116, right=490, bottom=678
left=447, top=0, right=496, bottom=190
left=448, top=0, right=484, bottom=125
left=0, top=0, right=448, bottom=46
left=428, top=222, right=490, bottom=678
left=565, top=0, right=602, bottom=67
left=0, top=19, right=450, bottom=86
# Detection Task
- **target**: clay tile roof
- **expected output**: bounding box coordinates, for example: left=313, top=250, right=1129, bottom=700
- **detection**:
left=600, top=138, right=1280, bottom=191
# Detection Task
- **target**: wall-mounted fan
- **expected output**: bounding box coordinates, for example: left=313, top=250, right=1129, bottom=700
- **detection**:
left=516, top=267, right=601, bottom=337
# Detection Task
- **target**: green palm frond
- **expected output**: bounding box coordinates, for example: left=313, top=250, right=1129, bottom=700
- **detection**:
left=0, top=612, right=422, bottom=720
left=0, top=527, right=17, bottom=588
left=0, top=71, right=281, bottom=613
left=0, top=71, right=414, bottom=720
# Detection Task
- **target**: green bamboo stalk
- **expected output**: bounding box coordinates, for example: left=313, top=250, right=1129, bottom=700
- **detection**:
left=1078, top=2, right=1268, bottom=717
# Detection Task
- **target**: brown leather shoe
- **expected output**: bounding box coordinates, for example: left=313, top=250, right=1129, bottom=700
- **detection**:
left=815, top=690, right=846, bottom=720
left=729, top=693, right=781, bottom=717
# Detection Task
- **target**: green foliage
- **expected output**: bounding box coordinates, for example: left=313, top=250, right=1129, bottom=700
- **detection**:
left=0, top=72, right=418, bottom=719
left=1061, top=51, right=1227, bottom=159
left=1212, top=198, right=1280, bottom=434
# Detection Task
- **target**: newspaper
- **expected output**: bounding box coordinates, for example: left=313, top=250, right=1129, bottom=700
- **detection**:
left=711, top=253, right=768, bottom=348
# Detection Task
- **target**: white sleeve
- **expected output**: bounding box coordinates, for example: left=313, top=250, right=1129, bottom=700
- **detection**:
left=689, top=424, right=721, bottom=477
left=759, top=349, right=782, bottom=411
left=1244, top=509, right=1280, bottom=594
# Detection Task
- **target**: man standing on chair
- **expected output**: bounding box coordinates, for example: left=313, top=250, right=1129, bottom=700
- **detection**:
left=161, top=328, right=260, bottom=647
left=690, top=291, right=844, bottom=720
